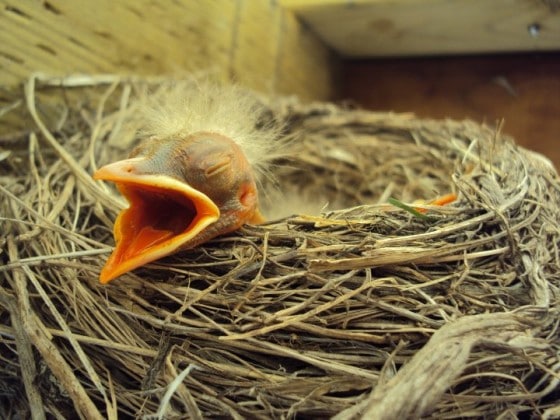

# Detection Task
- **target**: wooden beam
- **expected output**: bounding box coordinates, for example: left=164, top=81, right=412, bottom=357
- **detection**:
left=282, top=0, right=560, bottom=57
left=0, top=0, right=338, bottom=100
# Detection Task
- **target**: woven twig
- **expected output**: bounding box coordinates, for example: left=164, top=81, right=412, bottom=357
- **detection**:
left=1, top=75, right=559, bottom=419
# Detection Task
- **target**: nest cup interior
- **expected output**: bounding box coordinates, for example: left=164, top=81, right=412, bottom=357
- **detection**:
left=1, top=77, right=559, bottom=419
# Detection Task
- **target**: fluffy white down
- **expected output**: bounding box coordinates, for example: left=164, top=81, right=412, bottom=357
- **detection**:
left=138, top=79, right=286, bottom=176
left=132, top=79, right=318, bottom=219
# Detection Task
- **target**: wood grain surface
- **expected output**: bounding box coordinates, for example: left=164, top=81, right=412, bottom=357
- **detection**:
left=0, top=0, right=337, bottom=100
left=282, top=0, right=560, bottom=57
left=342, top=53, right=560, bottom=168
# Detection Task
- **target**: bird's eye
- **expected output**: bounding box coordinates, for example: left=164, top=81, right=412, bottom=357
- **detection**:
left=204, top=154, right=232, bottom=178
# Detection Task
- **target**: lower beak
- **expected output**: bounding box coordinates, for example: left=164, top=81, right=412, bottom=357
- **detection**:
left=93, top=159, right=220, bottom=284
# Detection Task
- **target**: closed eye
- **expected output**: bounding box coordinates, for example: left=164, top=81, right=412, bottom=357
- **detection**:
left=204, top=154, right=232, bottom=178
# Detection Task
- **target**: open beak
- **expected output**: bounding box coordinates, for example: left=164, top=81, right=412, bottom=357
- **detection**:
left=94, top=158, right=220, bottom=284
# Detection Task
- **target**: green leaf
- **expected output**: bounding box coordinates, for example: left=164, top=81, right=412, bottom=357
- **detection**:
left=387, top=197, right=436, bottom=221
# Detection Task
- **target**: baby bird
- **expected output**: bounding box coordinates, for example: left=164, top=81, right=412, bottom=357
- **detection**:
left=94, top=81, right=281, bottom=284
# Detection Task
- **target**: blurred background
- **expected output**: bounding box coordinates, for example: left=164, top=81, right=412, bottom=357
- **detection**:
left=343, top=53, right=560, bottom=169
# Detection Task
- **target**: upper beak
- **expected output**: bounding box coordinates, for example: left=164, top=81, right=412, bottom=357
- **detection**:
left=94, top=158, right=220, bottom=283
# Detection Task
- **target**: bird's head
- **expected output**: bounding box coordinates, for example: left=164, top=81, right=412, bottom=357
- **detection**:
left=94, top=131, right=263, bottom=283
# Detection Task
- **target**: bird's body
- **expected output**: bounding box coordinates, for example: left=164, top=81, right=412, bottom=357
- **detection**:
left=94, top=81, right=282, bottom=283
left=93, top=80, right=457, bottom=284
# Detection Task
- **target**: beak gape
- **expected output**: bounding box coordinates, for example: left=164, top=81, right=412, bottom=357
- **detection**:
left=94, top=160, right=220, bottom=284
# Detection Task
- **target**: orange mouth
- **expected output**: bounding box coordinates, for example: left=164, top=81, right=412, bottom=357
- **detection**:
left=94, top=160, right=219, bottom=283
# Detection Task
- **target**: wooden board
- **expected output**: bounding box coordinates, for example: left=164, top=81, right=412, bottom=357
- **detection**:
left=0, top=0, right=337, bottom=101
left=282, top=0, right=560, bottom=57
left=343, top=53, right=560, bottom=169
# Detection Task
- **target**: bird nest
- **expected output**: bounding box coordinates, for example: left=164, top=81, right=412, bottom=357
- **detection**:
left=1, top=75, right=559, bottom=419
